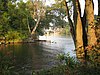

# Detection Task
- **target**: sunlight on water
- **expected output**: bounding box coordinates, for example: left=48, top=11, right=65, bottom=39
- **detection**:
left=39, top=35, right=75, bottom=57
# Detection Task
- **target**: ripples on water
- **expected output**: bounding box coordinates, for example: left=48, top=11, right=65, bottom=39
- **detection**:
left=0, top=35, right=75, bottom=74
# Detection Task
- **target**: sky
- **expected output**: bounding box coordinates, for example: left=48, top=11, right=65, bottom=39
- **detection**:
left=23, top=0, right=98, bottom=16
left=45, top=0, right=55, bottom=6
left=79, top=0, right=98, bottom=17
left=23, top=0, right=55, bottom=6
left=45, top=0, right=98, bottom=16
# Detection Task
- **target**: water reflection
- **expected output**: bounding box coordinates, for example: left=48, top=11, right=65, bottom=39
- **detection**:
left=0, top=36, right=75, bottom=74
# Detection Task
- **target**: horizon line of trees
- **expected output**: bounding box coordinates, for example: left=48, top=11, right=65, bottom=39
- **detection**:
left=0, top=0, right=67, bottom=41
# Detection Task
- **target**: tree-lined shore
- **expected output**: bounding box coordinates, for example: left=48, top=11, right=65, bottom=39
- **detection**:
left=0, top=0, right=100, bottom=75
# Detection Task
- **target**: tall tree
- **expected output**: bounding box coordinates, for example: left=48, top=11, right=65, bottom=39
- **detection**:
left=85, top=0, right=97, bottom=46
left=96, top=0, right=100, bottom=44
left=64, top=0, right=75, bottom=43
left=64, top=0, right=98, bottom=59
left=64, top=0, right=84, bottom=58
left=98, top=0, right=100, bottom=17
left=75, top=0, right=84, bottom=58
left=0, top=0, right=9, bottom=36
left=29, top=0, right=46, bottom=35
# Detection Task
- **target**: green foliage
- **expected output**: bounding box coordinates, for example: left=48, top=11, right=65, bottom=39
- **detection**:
left=45, top=6, right=67, bottom=28
left=0, top=0, right=69, bottom=40
left=57, top=53, right=77, bottom=68
left=5, top=30, right=28, bottom=41
left=32, top=52, right=100, bottom=75
left=0, top=0, right=33, bottom=40
left=5, top=31, right=20, bottom=41
left=86, top=44, right=100, bottom=66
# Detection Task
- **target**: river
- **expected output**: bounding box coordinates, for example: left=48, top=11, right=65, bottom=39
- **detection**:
left=0, top=35, right=75, bottom=75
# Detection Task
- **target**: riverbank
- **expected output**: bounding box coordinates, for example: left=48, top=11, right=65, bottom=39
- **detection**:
left=1, top=36, right=100, bottom=75
left=0, top=38, right=100, bottom=75
left=32, top=53, right=100, bottom=75
left=0, top=39, right=51, bottom=45
left=0, top=36, right=75, bottom=75
left=33, top=62, right=100, bottom=75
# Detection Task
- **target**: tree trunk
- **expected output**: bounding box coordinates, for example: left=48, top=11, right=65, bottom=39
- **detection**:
left=98, top=0, right=100, bottom=17
left=27, top=15, right=31, bottom=34
left=64, top=0, right=75, bottom=45
left=65, top=0, right=84, bottom=59
left=81, top=12, right=87, bottom=48
left=30, top=17, right=41, bottom=40
left=75, top=0, right=84, bottom=59
left=31, top=16, right=41, bottom=35
left=96, top=0, right=100, bottom=44
left=81, top=12, right=88, bottom=59
left=85, top=0, right=97, bottom=46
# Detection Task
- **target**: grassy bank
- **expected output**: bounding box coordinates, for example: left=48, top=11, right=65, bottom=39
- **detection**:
left=32, top=53, right=100, bottom=75
left=0, top=52, right=100, bottom=75
left=32, top=64, right=100, bottom=75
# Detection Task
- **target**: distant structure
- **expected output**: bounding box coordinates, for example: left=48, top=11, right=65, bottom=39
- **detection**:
left=44, top=26, right=65, bottom=36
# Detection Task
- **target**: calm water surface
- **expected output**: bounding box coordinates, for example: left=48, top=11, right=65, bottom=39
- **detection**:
left=0, top=36, right=75, bottom=74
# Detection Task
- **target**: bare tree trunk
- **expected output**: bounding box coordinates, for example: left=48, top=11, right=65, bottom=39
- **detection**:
left=64, top=0, right=75, bottom=45
left=75, top=0, right=84, bottom=59
left=65, top=0, right=84, bottom=59
left=27, top=15, right=31, bottom=34
left=81, top=12, right=87, bottom=48
left=98, top=0, right=100, bottom=17
left=31, top=16, right=41, bottom=35
left=81, top=12, right=88, bottom=59
left=85, top=0, right=97, bottom=46
left=96, top=0, right=100, bottom=44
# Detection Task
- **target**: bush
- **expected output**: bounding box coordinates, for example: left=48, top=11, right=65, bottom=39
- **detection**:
left=5, top=30, right=28, bottom=42
left=5, top=31, right=20, bottom=41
